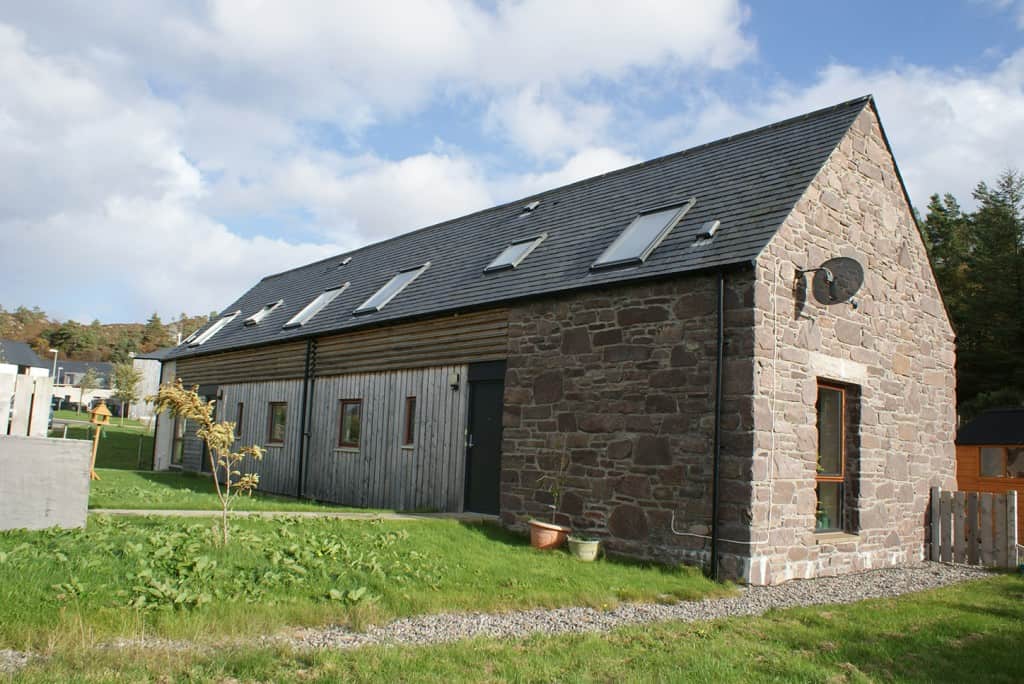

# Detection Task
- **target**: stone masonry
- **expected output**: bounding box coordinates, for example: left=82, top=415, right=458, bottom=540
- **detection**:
left=500, top=102, right=956, bottom=585
left=501, top=273, right=758, bottom=578
left=746, top=104, right=956, bottom=584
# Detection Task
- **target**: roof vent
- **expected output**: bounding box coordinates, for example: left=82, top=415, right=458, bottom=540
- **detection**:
left=340, top=256, right=352, bottom=266
left=521, top=200, right=540, bottom=214
left=696, top=220, right=720, bottom=241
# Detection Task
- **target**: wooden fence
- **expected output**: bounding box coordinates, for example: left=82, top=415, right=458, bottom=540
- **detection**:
left=0, top=373, right=54, bottom=437
left=930, top=487, right=1020, bottom=567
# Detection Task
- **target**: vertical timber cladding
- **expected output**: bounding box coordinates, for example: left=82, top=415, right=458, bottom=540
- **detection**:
left=303, top=366, right=470, bottom=511
left=176, top=308, right=508, bottom=509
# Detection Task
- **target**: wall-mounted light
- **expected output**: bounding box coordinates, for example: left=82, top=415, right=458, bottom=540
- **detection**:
left=448, top=372, right=460, bottom=391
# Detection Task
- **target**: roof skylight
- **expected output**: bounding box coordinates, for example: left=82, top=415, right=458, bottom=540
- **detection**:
left=484, top=233, right=547, bottom=273
left=283, top=284, right=349, bottom=328
left=354, top=263, right=430, bottom=314
left=188, top=311, right=240, bottom=347
left=591, top=198, right=695, bottom=270
left=244, top=299, right=283, bottom=326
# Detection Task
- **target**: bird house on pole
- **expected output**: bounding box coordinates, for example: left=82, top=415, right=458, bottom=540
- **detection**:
left=87, top=401, right=112, bottom=480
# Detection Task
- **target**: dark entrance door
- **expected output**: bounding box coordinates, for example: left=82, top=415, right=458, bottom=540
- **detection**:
left=196, top=385, right=219, bottom=473
left=464, top=362, right=505, bottom=514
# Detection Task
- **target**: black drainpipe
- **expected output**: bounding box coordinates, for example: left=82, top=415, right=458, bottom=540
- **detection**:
left=710, top=270, right=725, bottom=582
left=296, top=338, right=317, bottom=498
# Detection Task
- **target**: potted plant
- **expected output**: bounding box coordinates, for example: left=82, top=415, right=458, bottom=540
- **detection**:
left=528, top=445, right=572, bottom=550
left=567, top=535, right=600, bottom=561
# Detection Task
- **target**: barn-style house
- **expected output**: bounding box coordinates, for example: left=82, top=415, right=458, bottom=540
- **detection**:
left=154, top=96, right=956, bottom=584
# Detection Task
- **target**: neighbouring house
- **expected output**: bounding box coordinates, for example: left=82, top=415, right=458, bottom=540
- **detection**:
left=52, top=360, right=115, bottom=411
left=0, top=340, right=49, bottom=377
left=956, top=408, right=1024, bottom=542
left=152, top=96, right=956, bottom=584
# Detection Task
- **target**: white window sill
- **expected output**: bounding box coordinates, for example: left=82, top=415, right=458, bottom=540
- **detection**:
left=334, top=447, right=360, bottom=454
left=265, top=444, right=284, bottom=449
left=401, top=444, right=415, bottom=451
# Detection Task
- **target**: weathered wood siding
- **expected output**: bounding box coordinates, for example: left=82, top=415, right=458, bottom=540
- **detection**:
left=218, top=366, right=469, bottom=510
left=304, top=365, right=469, bottom=511
left=182, top=419, right=204, bottom=472
left=955, top=444, right=1024, bottom=540
left=314, top=310, right=506, bottom=376
left=174, top=308, right=507, bottom=386
left=220, top=380, right=305, bottom=496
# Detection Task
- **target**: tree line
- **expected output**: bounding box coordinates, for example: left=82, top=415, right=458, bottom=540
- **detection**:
left=0, top=309, right=216, bottom=364
left=919, top=170, right=1024, bottom=420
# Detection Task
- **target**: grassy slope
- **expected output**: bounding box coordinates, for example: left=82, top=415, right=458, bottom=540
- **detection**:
left=89, top=469, right=376, bottom=512
left=0, top=516, right=724, bottom=650
left=14, top=575, right=1024, bottom=682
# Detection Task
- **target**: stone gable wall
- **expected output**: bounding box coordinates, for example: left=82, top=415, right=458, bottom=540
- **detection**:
left=747, top=105, right=957, bottom=584
left=501, top=274, right=757, bottom=577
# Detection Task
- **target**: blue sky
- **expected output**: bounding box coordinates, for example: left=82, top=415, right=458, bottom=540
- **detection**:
left=1, top=1, right=1022, bottom=323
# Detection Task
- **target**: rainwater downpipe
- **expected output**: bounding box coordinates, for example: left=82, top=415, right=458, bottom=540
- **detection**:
left=710, top=270, right=725, bottom=582
left=296, top=338, right=317, bottom=499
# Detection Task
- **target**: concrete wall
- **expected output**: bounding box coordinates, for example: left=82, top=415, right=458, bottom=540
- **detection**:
left=0, top=436, right=91, bottom=530
left=746, top=104, right=957, bottom=584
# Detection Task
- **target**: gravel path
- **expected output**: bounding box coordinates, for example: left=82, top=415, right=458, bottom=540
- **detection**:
left=0, top=562, right=991, bottom=675
left=286, top=562, right=989, bottom=650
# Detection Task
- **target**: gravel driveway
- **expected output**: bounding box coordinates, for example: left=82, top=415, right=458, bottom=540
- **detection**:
left=0, top=562, right=992, bottom=675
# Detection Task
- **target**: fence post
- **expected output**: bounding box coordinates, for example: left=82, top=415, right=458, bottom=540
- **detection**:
left=953, top=491, right=966, bottom=563
left=940, top=490, right=953, bottom=563
left=930, top=486, right=941, bottom=562
left=995, top=493, right=1008, bottom=567
left=981, top=493, right=994, bottom=566
left=1008, top=491, right=1019, bottom=568
left=967, top=492, right=980, bottom=565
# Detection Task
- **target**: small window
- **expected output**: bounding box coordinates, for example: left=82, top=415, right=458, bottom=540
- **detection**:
left=815, top=384, right=845, bottom=532
left=235, top=402, right=244, bottom=438
left=403, top=396, right=416, bottom=446
left=171, top=415, right=186, bottom=466
left=354, top=263, right=429, bottom=314
left=591, top=198, right=695, bottom=269
left=245, top=300, right=283, bottom=326
left=980, top=447, right=1005, bottom=477
left=284, top=285, right=348, bottom=328
left=338, top=399, right=362, bottom=448
left=484, top=233, right=547, bottom=273
left=188, top=311, right=240, bottom=347
left=267, top=403, right=287, bottom=445
left=1008, top=448, right=1024, bottom=478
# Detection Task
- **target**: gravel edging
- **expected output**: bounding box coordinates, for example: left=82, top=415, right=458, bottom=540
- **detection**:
left=283, top=562, right=989, bottom=650
left=0, top=562, right=992, bottom=675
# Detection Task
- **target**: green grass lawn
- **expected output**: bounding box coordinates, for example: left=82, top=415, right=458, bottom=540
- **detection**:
left=89, top=469, right=375, bottom=512
left=0, top=516, right=724, bottom=651
left=49, top=424, right=154, bottom=470
left=11, top=574, right=1023, bottom=682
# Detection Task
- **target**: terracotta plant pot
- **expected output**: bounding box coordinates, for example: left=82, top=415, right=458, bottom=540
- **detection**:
left=568, top=536, right=600, bottom=561
left=528, top=519, right=571, bottom=550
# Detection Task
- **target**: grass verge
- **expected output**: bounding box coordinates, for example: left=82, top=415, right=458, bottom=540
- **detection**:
left=0, top=516, right=723, bottom=651
left=11, top=574, right=1023, bottom=682
left=49, top=424, right=153, bottom=470
left=88, top=469, right=378, bottom=512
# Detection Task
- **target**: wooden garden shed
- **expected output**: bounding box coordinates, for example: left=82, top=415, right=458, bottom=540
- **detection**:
left=956, top=408, right=1024, bottom=540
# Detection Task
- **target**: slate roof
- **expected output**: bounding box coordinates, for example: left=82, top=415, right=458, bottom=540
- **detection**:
left=169, top=95, right=873, bottom=360
left=957, top=409, right=1024, bottom=446
left=0, top=339, right=46, bottom=368
left=135, top=347, right=174, bottom=361
left=58, top=361, right=114, bottom=385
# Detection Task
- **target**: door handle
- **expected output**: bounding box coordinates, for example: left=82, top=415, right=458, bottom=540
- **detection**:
left=468, top=433, right=475, bottom=449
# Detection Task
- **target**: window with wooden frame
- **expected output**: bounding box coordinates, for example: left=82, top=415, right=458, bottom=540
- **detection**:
left=815, top=383, right=846, bottom=532
left=402, top=396, right=416, bottom=446
left=267, top=402, right=287, bottom=445
left=980, top=446, right=1024, bottom=479
left=338, top=399, right=362, bottom=448
left=235, top=402, right=244, bottom=438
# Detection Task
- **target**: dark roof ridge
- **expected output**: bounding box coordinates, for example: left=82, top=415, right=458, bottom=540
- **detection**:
left=256, top=95, right=874, bottom=283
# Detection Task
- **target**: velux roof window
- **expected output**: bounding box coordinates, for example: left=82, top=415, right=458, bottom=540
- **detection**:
left=355, top=263, right=430, bottom=314
left=283, top=284, right=348, bottom=328
left=188, top=311, right=240, bottom=347
left=244, top=299, right=283, bottom=326
left=591, top=198, right=695, bottom=270
left=484, top=233, right=546, bottom=273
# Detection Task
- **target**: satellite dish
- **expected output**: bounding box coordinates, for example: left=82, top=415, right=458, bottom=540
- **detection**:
left=810, top=256, right=864, bottom=305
